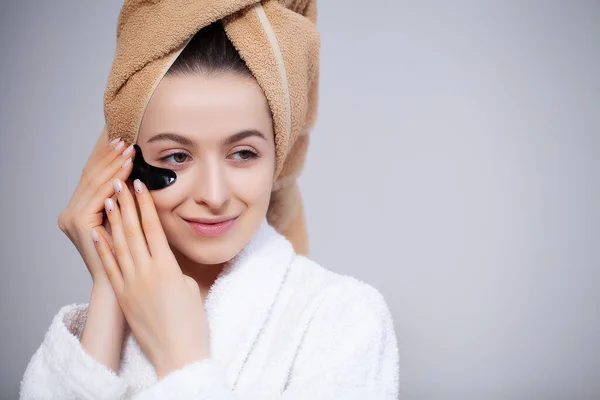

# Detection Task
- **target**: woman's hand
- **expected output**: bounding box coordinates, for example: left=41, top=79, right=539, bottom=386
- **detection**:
left=57, top=132, right=135, bottom=287
left=92, top=177, right=210, bottom=379
left=57, top=128, right=135, bottom=373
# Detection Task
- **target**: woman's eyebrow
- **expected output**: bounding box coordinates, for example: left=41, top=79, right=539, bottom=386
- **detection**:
left=225, top=129, right=267, bottom=145
left=146, top=132, right=196, bottom=147
left=145, top=130, right=266, bottom=147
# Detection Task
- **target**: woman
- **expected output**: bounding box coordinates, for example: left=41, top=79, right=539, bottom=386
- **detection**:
left=20, top=2, right=399, bottom=399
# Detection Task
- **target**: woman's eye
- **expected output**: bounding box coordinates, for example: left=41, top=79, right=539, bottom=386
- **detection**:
left=158, top=149, right=257, bottom=165
left=231, top=149, right=258, bottom=161
left=160, top=152, right=189, bottom=165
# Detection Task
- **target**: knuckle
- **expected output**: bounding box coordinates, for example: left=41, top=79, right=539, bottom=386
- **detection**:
left=104, top=264, right=114, bottom=279
left=57, top=213, right=66, bottom=232
left=141, top=217, right=157, bottom=231
left=123, top=227, right=137, bottom=239
left=140, top=195, right=153, bottom=208
left=58, top=212, right=73, bottom=233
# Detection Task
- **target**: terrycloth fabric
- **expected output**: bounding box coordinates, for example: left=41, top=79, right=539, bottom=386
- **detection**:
left=19, top=220, right=400, bottom=399
left=102, top=0, right=320, bottom=255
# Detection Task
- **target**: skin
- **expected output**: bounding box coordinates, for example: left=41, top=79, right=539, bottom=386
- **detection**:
left=95, top=176, right=210, bottom=378
left=74, top=71, right=275, bottom=378
left=136, top=72, right=275, bottom=300
left=60, top=131, right=134, bottom=373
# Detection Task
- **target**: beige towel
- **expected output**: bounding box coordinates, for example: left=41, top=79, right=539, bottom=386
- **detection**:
left=102, top=0, right=319, bottom=255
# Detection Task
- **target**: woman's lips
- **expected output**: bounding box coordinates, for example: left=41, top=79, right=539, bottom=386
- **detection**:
left=185, top=216, right=238, bottom=237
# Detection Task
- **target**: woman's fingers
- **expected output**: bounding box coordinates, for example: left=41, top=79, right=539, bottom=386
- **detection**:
left=72, top=137, right=123, bottom=202
left=91, top=227, right=124, bottom=296
left=96, top=223, right=115, bottom=257
left=132, top=179, right=171, bottom=257
left=111, top=178, right=151, bottom=269
left=78, top=140, right=131, bottom=207
left=83, top=139, right=125, bottom=187
left=99, top=142, right=135, bottom=185
left=104, top=194, right=137, bottom=282
left=89, top=144, right=135, bottom=208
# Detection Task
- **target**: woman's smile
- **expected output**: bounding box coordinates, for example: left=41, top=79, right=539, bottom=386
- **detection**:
left=183, top=215, right=239, bottom=237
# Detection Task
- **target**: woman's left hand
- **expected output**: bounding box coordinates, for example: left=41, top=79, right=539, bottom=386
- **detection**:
left=92, top=177, right=209, bottom=379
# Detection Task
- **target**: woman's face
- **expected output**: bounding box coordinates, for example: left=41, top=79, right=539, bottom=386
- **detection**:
left=136, top=72, right=275, bottom=266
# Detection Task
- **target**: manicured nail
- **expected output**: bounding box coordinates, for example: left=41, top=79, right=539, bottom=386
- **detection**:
left=115, top=141, right=125, bottom=151
left=133, top=179, right=143, bottom=193
left=121, top=157, right=132, bottom=168
left=104, top=198, right=114, bottom=213
left=113, top=179, right=123, bottom=193
left=91, top=229, right=99, bottom=243
left=122, top=144, right=134, bottom=156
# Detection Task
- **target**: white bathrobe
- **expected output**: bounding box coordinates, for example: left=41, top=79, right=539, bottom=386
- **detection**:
left=20, top=219, right=399, bottom=399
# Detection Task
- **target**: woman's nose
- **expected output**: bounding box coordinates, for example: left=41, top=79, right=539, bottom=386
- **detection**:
left=192, top=162, right=231, bottom=211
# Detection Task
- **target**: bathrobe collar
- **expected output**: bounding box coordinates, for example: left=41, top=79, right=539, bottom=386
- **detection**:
left=202, top=218, right=295, bottom=387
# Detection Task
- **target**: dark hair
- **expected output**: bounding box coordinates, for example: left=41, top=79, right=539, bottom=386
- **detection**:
left=166, top=21, right=252, bottom=78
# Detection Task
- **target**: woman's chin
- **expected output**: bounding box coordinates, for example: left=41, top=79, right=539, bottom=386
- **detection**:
left=174, top=240, right=244, bottom=266
left=188, top=251, right=236, bottom=266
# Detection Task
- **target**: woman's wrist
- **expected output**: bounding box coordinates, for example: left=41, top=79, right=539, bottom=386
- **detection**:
left=154, top=346, right=209, bottom=380
left=90, top=279, right=120, bottom=304
left=80, top=282, right=127, bottom=373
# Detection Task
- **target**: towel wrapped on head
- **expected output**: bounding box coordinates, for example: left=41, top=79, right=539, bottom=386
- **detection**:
left=102, top=0, right=320, bottom=255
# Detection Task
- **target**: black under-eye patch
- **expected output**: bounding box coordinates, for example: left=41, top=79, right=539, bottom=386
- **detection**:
left=128, top=144, right=177, bottom=190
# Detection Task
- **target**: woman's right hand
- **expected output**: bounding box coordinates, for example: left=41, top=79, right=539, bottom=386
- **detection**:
left=58, top=132, right=135, bottom=286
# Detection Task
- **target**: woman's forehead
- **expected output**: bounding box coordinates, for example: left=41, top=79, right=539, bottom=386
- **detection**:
left=139, top=74, right=273, bottom=144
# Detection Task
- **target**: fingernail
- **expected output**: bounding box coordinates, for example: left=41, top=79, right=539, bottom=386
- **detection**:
left=133, top=179, right=143, bottom=193
left=115, top=141, right=125, bottom=151
left=121, top=157, right=132, bottom=168
left=91, top=228, right=99, bottom=243
left=104, top=198, right=114, bottom=213
left=109, top=137, right=120, bottom=147
left=113, top=179, right=123, bottom=193
left=122, top=144, right=134, bottom=156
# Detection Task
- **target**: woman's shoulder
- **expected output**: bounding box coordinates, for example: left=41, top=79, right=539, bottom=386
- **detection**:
left=279, top=254, right=399, bottom=396
left=284, top=254, right=395, bottom=325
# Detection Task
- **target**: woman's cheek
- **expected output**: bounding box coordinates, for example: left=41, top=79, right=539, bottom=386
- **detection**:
left=229, top=164, right=273, bottom=204
left=149, top=190, right=172, bottom=213
left=148, top=189, right=182, bottom=232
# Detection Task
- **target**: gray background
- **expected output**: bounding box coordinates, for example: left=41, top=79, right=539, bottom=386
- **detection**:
left=1, top=1, right=598, bottom=399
